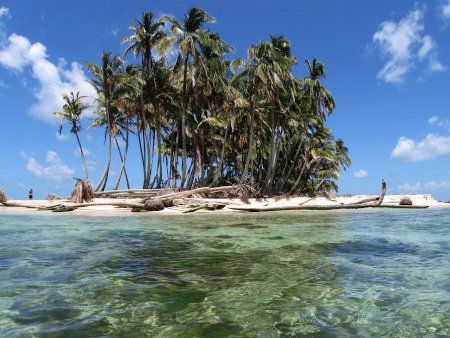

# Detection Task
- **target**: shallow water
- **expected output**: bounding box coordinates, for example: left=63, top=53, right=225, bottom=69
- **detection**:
left=0, top=208, right=449, bottom=337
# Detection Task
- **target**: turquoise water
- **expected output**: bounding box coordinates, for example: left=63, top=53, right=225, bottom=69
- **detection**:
left=0, top=209, right=449, bottom=337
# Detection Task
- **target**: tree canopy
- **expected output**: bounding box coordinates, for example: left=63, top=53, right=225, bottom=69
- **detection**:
left=55, top=7, right=351, bottom=195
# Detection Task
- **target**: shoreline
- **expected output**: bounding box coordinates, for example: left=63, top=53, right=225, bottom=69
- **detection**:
left=1, top=194, right=449, bottom=216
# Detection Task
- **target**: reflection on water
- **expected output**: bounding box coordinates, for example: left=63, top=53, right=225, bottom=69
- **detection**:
left=0, top=209, right=449, bottom=337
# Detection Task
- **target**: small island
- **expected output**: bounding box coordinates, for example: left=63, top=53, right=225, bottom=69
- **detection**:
left=1, top=9, right=448, bottom=214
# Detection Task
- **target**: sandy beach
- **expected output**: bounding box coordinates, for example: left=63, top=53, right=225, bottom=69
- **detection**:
left=1, top=194, right=448, bottom=216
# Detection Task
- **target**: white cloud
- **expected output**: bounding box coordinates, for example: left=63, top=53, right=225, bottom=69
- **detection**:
left=417, top=35, right=434, bottom=59
left=73, top=147, right=92, bottom=157
left=0, top=7, right=10, bottom=43
left=0, top=33, right=96, bottom=124
left=0, top=6, right=8, bottom=17
left=55, top=131, right=71, bottom=141
left=353, top=169, right=369, bottom=178
left=399, top=181, right=450, bottom=193
left=73, top=148, right=95, bottom=171
left=398, top=182, right=422, bottom=193
left=428, top=115, right=450, bottom=131
left=428, top=115, right=439, bottom=125
left=391, top=134, right=450, bottom=161
left=442, top=0, right=450, bottom=19
left=86, top=159, right=96, bottom=171
left=428, top=58, right=446, bottom=72
left=21, top=150, right=75, bottom=181
left=373, top=8, right=444, bottom=84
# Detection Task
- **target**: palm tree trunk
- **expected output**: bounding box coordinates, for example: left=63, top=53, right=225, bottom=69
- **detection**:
left=265, top=129, right=280, bottom=193
left=172, top=123, right=180, bottom=188
left=74, top=131, right=89, bottom=179
left=261, top=104, right=276, bottom=192
left=144, top=126, right=153, bottom=188
left=156, top=108, right=163, bottom=189
left=148, top=130, right=156, bottom=188
left=212, top=114, right=230, bottom=186
left=99, top=130, right=112, bottom=191
left=180, top=56, right=189, bottom=188
left=280, top=138, right=305, bottom=192
left=241, top=94, right=256, bottom=183
left=113, top=129, right=130, bottom=190
left=94, top=127, right=112, bottom=192
left=137, top=124, right=147, bottom=188
left=289, top=156, right=311, bottom=194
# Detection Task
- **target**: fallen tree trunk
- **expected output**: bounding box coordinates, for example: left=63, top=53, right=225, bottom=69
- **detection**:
left=1, top=185, right=240, bottom=212
left=1, top=201, right=145, bottom=212
left=173, top=198, right=233, bottom=206
left=183, top=204, right=226, bottom=213
left=228, top=179, right=387, bottom=212
left=349, top=196, right=380, bottom=205
left=151, top=186, right=238, bottom=207
left=40, top=201, right=145, bottom=212
left=377, top=204, right=429, bottom=209
left=1, top=202, right=49, bottom=209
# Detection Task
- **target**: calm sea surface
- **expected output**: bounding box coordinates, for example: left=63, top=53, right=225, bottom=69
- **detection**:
left=0, top=208, right=449, bottom=337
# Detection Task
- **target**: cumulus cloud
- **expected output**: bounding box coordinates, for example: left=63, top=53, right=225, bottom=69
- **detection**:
left=21, top=150, right=75, bottom=181
left=353, top=169, right=369, bottom=178
left=399, top=181, right=450, bottom=193
left=55, top=131, right=71, bottom=141
left=73, top=147, right=92, bottom=158
left=428, top=115, right=450, bottom=131
left=0, top=6, right=9, bottom=40
left=0, top=33, right=96, bottom=124
left=373, top=8, right=445, bottom=84
left=0, top=6, right=8, bottom=17
left=73, top=147, right=96, bottom=171
left=442, top=0, right=450, bottom=19
left=391, top=134, right=450, bottom=161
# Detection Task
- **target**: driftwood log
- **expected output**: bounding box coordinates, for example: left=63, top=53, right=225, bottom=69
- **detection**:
left=0, top=186, right=240, bottom=212
left=37, top=201, right=145, bottom=212
left=151, top=186, right=237, bottom=206
left=228, top=179, right=388, bottom=212
left=378, top=204, right=428, bottom=209
left=183, top=204, right=226, bottom=213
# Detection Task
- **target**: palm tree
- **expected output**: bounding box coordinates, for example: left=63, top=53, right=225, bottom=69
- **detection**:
left=233, top=37, right=295, bottom=185
left=261, top=35, right=297, bottom=192
left=86, top=52, right=124, bottom=191
left=164, top=7, right=215, bottom=187
left=146, top=60, right=178, bottom=188
left=304, top=58, right=335, bottom=121
left=122, top=12, right=170, bottom=188
left=54, top=92, right=90, bottom=179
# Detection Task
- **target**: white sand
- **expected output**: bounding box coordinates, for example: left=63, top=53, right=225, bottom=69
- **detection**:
left=1, top=194, right=448, bottom=216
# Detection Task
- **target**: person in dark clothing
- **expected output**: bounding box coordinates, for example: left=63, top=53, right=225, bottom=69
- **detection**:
left=28, top=189, right=33, bottom=200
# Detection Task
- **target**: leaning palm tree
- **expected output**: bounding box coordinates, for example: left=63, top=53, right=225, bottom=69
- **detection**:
left=86, top=52, right=124, bottom=191
left=54, top=92, right=89, bottom=179
left=163, top=7, right=215, bottom=187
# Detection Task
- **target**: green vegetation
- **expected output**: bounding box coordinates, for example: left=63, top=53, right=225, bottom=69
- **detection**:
left=55, top=8, right=350, bottom=195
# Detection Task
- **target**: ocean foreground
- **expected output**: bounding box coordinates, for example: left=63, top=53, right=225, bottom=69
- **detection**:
left=1, top=193, right=449, bottom=216
left=0, top=208, right=449, bottom=336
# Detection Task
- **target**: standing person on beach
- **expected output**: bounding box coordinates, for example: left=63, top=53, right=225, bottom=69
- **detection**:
left=28, top=189, right=33, bottom=200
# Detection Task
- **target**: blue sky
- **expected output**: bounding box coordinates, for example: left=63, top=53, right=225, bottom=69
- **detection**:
left=1, top=0, right=450, bottom=199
